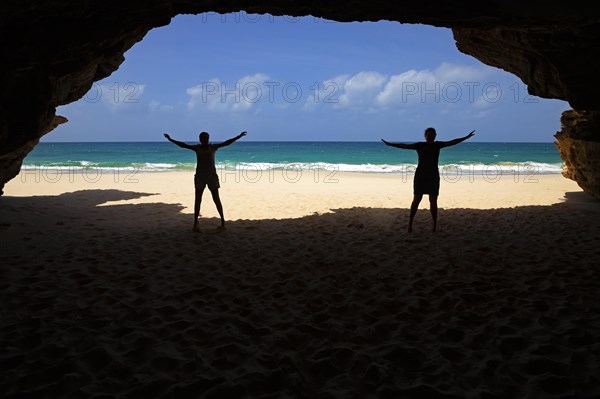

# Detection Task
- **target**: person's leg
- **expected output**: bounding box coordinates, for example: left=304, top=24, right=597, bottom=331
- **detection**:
left=209, top=187, right=225, bottom=227
left=409, top=194, right=423, bottom=233
left=193, top=187, right=205, bottom=231
left=429, top=195, right=438, bottom=232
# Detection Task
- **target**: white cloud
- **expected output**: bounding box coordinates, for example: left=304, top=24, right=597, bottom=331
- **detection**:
left=306, top=63, right=493, bottom=112
left=375, top=70, right=436, bottom=107
left=376, top=63, right=491, bottom=108
left=186, top=73, right=270, bottom=112
left=473, top=83, right=502, bottom=109
left=304, top=74, right=349, bottom=111
left=337, top=71, right=387, bottom=109
left=304, top=71, right=387, bottom=111
left=149, top=100, right=174, bottom=112
left=434, top=62, right=490, bottom=82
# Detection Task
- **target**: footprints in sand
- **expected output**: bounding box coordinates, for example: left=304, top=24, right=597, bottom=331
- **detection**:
left=3, top=202, right=600, bottom=398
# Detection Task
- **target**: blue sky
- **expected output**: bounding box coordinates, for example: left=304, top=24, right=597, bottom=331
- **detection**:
left=49, top=13, right=570, bottom=142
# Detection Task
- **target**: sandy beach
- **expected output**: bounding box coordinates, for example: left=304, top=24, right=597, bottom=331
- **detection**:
left=2, top=169, right=600, bottom=398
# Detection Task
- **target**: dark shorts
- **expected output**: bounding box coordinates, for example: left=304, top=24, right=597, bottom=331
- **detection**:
left=414, top=168, right=440, bottom=196
left=194, top=173, right=220, bottom=190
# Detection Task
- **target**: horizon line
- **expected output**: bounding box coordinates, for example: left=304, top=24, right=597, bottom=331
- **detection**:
left=39, top=140, right=558, bottom=144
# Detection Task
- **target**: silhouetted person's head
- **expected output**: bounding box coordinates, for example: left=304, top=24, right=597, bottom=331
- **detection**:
left=199, top=132, right=210, bottom=145
left=424, top=127, right=437, bottom=142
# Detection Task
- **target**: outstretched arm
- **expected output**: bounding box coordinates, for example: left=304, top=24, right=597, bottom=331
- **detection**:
left=381, top=139, right=417, bottom=150
left=214, top=131, right=247, bottom=149
left=439, top=130, right=475, bottom=148
left=164, top=133, right=194, bottom=150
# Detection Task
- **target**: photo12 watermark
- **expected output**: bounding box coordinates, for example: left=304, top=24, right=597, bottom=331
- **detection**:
left=79, top=78, right=537, bottom=110
left=17, top=162, right=549, bottom=186
left=192, top=79, right=538, bottom=106
left=83, top=82, right=144, bottom=104
left=19, top=165, right=141, bottom=184
left=218, top=163, right=340, bottom=184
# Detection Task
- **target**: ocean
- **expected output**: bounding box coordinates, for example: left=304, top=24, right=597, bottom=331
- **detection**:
left=24, top=141, right=563, bottom=175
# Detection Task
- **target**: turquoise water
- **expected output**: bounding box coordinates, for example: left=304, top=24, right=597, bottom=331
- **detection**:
left=24, top=142, right=563, bottom=174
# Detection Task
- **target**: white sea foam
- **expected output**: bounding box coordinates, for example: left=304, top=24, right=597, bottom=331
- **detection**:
left=22, top=161, right=564, bottom=174
left=215, top=161, right=563, bottom=175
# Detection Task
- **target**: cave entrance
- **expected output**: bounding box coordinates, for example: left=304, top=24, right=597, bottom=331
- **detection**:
left=51, top=12, right=568, bottom=143
left=16, top=12, right=572, bottom=215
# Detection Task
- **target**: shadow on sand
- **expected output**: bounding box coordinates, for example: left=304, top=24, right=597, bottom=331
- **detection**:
left=1, top=189, right=599, bottom=398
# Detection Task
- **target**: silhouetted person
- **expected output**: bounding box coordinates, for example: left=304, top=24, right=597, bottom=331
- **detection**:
left=164, top=131, right=247, bottom=231
left=382, top=128, right=475, bottom=233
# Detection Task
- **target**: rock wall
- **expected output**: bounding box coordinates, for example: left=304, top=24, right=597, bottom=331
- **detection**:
left=555, top=110, right=600, bottom=199
left=1, top=1, right=600, bottom=197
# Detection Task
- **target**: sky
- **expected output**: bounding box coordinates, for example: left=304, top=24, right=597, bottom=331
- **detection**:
left=49, top=13, right=570, bottom=143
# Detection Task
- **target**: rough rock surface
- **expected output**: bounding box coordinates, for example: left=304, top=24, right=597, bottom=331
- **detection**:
left=555, top=110, right=600, bottom=200
left=1, top=1, right=600, bottom=197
